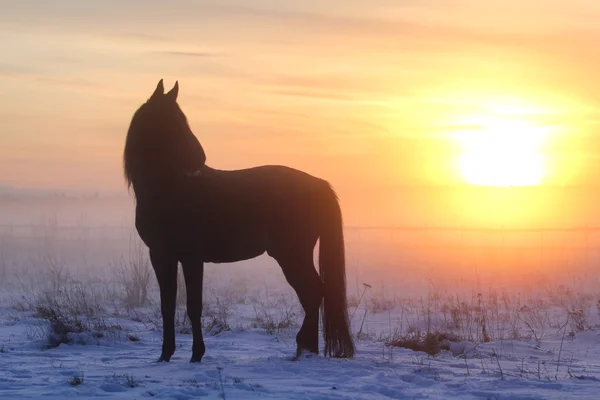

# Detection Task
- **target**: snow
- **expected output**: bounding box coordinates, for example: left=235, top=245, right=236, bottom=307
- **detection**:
left=1, top=210, right=600, bottom=399
left=1, top=298, right=600, bottom=399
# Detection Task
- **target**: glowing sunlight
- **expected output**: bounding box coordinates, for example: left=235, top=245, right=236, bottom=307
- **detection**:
left=455, top=116, right=550, bottom=187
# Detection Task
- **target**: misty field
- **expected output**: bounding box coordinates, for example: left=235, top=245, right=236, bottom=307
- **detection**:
left=0, top=196, right=600, bottom=399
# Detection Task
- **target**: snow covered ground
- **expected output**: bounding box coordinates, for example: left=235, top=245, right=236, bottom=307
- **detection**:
left=1, top=219, right=600, bottom=399
left=1, top=303, right=600, bottom=400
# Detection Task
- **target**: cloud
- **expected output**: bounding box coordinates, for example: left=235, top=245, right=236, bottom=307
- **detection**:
left=0, top=71, right=102, bottom=91
left=264, top=89, right=357, bottom=101
left=0, top=63, right=38, bottom=76
left=2, top=1, right=590, bottom=52
left=156, top=51, right=227, bottom=58
left=110, top=33, right=173, bottom=44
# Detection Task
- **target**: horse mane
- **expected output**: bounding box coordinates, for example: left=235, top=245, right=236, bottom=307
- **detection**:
left=123, top=107, right=144, bottom=188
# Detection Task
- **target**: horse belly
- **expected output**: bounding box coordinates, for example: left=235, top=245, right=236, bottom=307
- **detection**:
left=200, top=230, right=268, bottom=263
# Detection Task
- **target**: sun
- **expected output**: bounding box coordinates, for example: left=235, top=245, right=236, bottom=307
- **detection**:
left=455, top=116, right=548, bottom=186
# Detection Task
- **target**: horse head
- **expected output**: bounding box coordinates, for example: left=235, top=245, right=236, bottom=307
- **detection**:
left=123, top=79, right=207, bottom=189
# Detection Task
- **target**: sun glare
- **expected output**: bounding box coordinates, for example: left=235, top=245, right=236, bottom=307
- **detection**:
left=455, top=116, right=549, bottom=187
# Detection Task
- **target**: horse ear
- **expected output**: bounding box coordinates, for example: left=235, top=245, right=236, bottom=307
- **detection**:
left=166, top=81, right=179, bottom=102
left=151, top=79, right=164, bottom=99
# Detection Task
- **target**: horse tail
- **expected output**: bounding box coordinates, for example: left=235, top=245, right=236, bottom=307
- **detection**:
left=318, top=184, right=355, bottom=358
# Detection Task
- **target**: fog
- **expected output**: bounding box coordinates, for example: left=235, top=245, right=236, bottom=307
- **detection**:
left=2, top=186, right=599, bottom=302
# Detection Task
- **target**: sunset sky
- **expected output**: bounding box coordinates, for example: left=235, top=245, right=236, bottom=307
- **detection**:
left=2, top=1, right=600, bottom=225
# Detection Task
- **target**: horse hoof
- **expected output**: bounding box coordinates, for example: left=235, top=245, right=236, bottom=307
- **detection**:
left=293, top=347, right=307, bottom=361
left=157, top=355, right=171, bottom=363
left=291, top=353, right=312, bottom=361
left=292, top=345, right=319, bottom=361
left=190, top=355, right=203, bottom=363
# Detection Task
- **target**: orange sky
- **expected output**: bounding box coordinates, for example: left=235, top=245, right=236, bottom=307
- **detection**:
left=2, top=1, right=600, bottom=226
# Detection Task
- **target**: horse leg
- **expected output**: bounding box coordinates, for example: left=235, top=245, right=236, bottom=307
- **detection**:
left=181, top=261, right=206, bottom=363
left=277, top=252, right=323, bottom=358
left=149, top=249, right=178, bottom=362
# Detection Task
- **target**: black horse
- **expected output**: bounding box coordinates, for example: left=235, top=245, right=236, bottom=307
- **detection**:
left=123, top=80, right=355, bottom=362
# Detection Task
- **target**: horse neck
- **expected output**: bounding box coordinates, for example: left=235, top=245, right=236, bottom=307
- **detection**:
left=131, top=172, right=187, bottom=207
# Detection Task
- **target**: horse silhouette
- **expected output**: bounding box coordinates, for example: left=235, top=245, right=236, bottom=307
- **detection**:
left=123, top=79, right=355, bottom=362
